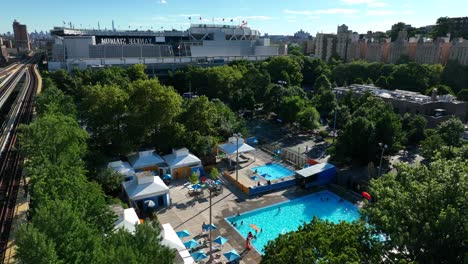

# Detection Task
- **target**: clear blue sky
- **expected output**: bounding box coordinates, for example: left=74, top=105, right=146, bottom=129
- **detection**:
left=2, top=0, right=468, bottom=35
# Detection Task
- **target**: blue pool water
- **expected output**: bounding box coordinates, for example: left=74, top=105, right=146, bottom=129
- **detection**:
left=251, top=163, right=294, bottom=180
left=226, top=190, right=360, bottom=254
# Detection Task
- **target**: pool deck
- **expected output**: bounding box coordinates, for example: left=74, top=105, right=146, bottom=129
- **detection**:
left=157, top=175, right=329, bottom=263
left=222, top=150, right=297, bottom=189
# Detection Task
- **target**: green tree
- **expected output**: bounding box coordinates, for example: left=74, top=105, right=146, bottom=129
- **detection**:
left=402, top=114, right=427, bottom=145
left=94, top=168, right=124, bottom=195
left=20, top=114, right=89, bottom=167
left=278, top=96, right=305, bottom=123
left=81, top=84, right=130, bottom=153
left=189, top=172, right=199, bottom=184
left=314, top=89, right=337, bottom=118
left=105, top=223, right=176, bottom=264
left=15, top=225, right=61, bottom=264
left=35, top=80, right=77, bottom=117
left=297, top=106, right=320, bottom=130
left=457, top=89, right=468, bottom=101
left=128, top=79, right=182, bottom=144
left=334, top=116, right=376, bottom=164
left=126, top=64, right=148, bottom=81
left=432, top=16, right=452, bottom=38
left=264, top=56, right=303, bottom=86
left=313, top=74, right=331, bottom=91
left=424, top=85, right=455, bottom=96
left=375, top=76, right=389, bottom=89
left=437, top=117, right=464, bottom=149
left=261, top=218, right=384, bottom=264
left=420, top=130, right=445, bottom=160
left=210, top=167, right=219, bottom=180
left=362, top=159, right=468, bottom=263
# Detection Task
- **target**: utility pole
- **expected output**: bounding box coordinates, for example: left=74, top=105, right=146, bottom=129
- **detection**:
left=378, top=143, right=388, bottom=177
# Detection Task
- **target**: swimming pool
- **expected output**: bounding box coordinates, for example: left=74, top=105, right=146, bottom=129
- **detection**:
left=226, top=190, right=360, bottom=254
left=251, top=163, right=295, bottom=180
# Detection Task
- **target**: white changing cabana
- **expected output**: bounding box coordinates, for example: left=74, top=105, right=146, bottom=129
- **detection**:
left=161, top=223, right=195, bottom=264
left=217, top=137, right=256, bottom=166
left=114, top=208, right=140, bottom=234
left=122, top=173, right=171, bottom=209
left=108, top=160, right=136, bottom=181
left=163, top=148, right=202, bottom=179
left=128, top=149, right=167, bottom=173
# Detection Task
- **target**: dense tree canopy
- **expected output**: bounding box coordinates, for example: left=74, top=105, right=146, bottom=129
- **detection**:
left=362, top=158, right=468, bottom=263
left=261, top=218, right=384, bottom=264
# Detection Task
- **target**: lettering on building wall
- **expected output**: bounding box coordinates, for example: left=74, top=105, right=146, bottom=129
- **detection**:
left=97, top=37, right=155, bottom=45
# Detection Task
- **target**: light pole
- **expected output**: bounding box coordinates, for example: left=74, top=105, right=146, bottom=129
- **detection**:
left=208, top=187, right=213, bottom=259
left=378, top=143, right=388, bottom=177
left=233, top=133, right=242, bottom=183
left=332, top=90, right=339, bottom=144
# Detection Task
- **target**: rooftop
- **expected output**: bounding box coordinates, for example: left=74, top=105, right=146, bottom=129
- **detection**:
left=334, top=84, right=462, bottom=104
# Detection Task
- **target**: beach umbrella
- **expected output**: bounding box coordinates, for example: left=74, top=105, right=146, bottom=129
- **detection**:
left=176, top=229, right=191, bottom=238
left=224, top=249, right=241, bottom=261
left=192, top=184, right=202, bottom=190
left=203, top=223, right=216, bottom=231
left=362, top=191, right=372, bottom=201
left=191, top=250, right=208, bottom=262
left=184, top=239, right=200, bottom=249
left=213, top=235, right=228, bottom=245
left=144, top=200, right=156, bottom=208
left=162, top=174, right=172, bottom=180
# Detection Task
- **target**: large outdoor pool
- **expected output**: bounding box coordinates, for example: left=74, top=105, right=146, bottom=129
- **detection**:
left=251, top=163, right=295, bottom=180
left=226, top=190, right=360, bottom=254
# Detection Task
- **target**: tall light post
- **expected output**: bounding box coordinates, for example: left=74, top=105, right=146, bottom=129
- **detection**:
left=208, top=187, right=213, bottom=259
left=233, top=132, right=242, bottom=183
left=378, top=143, right=388, bottom=177
left=332, top=90, right=340, bottom=144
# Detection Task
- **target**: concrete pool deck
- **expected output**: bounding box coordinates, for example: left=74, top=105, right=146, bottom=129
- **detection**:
left=221, top=149, right=297, bottom=189
left=156, top=174, right=329, bottom=264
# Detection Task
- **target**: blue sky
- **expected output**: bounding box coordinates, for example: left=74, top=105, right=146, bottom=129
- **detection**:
left=2, top=0, right=468, bottom=35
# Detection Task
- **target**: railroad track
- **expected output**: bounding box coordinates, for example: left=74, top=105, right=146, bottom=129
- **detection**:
left=0, top=61, right=37, bottom=263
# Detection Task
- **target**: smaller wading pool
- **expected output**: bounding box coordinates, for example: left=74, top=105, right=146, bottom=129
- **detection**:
left=251, top=163, right=294, bottom=180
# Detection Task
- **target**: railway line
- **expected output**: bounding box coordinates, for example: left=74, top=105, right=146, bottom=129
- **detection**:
left=0, top=59, right=38, bottom=263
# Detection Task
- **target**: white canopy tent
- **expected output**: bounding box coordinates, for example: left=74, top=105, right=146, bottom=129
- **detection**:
left=122, top=175, right=171, bottom=206
left=217, top=137, right=256, bottom=166
left=161, top=223, right=195, bottom=264
left=114, top=208, right=140, bottom=234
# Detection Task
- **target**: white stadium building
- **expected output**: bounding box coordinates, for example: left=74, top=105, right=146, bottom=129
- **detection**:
left=49, top=24, right=283, bottom=71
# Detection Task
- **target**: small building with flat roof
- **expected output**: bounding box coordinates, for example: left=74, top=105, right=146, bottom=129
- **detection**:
left=122, top=172, right=171, bottom=210
left=163, top=148, right=203, bottom=179
left=108, top=160, right=136, bottom=181
left=296, top=163, right=337, bottom=188
left=128, top=149, right=168, bottom=175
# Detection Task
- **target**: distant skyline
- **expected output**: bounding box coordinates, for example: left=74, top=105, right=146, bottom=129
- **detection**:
left=2, top=0, right=468, bottom=35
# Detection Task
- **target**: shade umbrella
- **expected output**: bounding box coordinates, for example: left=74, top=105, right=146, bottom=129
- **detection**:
left=176, top=229, right=191, bottom=238
left=203, top=223, right=216, bottom=231
left=223, top=249, right=241, bottom=261
left=144, top=200, right=156, bottom=208
left=213, top=235, right=228, bottom=245
left=162, top=174, right=172, bottom=180
left=191, top=250, right=208, bottom=262
left=192, top=184, right=202, bottom=190
left=362, top=191, right=372, bottom=201
left=184, top=239, right=200, bottom=249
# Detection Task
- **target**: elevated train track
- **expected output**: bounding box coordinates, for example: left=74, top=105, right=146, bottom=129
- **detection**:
left=0, top=59, right=38, bottom=263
